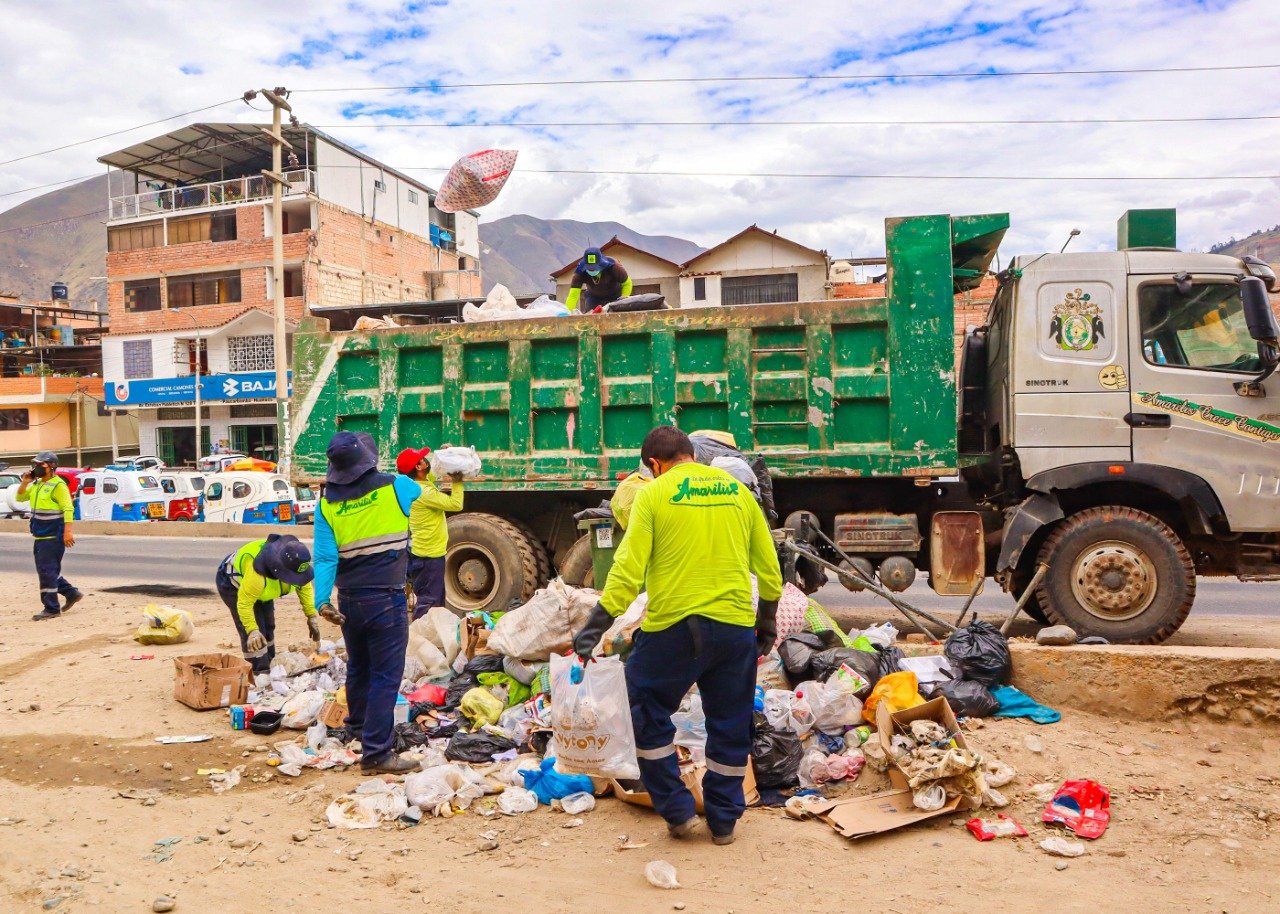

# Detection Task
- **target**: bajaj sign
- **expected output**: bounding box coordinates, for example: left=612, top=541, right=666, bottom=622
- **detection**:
left=105, top=371, right=292, bottom=407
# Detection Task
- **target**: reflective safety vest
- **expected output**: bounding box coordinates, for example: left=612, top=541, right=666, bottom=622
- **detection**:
left=222, top=539, right=298, bottom=603
left=23, top=476, right=72, bottom=540
left=319, top=482, right=410, bottom=590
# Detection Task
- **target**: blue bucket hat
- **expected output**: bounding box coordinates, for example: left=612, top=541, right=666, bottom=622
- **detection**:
left=253, top=533, right=314, bottom=586
left=326, top=430, right=377, bottom=485
left=579, top=247, right=614, bottom=277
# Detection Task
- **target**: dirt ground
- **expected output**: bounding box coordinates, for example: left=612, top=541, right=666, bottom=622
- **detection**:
left=1, top=572, right=1278, bottom=914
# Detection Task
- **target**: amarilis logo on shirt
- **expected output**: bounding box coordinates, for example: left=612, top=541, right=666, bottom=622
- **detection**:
left=334, top=489, right=380, bottom=515
left=670, top=475, right=739, bottom=504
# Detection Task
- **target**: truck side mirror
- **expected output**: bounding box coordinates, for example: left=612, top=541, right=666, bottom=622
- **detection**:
left=1241, top=276, right=1279, bottom=343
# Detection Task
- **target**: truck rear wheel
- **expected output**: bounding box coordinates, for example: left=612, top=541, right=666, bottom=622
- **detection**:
left=1035, top=506, right=1194, bottom=644
left=505, top=517, right=552, bottom=588
left=444, top=513, right=545, bottom=614
left=558, top=534, right=595, bottom=588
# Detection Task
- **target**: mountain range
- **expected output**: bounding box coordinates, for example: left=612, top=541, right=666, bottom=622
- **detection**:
left=0, top=175, right=1273, bottom=307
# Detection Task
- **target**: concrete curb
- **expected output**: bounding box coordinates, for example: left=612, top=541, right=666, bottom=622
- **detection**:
left=0, top=519, right=305, bottom=539
left=1009, top=642, right=1280, bottom=728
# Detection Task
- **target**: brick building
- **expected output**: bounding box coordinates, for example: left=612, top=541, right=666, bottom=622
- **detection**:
left=97, top=124, right=480, bottom=465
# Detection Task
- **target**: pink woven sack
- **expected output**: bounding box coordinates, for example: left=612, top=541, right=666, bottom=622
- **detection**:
left=435, top=149, right=518, bottom=213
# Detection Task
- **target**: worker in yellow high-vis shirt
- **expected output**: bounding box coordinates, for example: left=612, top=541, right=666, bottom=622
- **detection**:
left=216, top=535, right=318, bottom=674
left=395, top=446, right=464, bottom=618
left=573, top=426, right=782, bottom=846
left=16, top=450, right=81, bottom=621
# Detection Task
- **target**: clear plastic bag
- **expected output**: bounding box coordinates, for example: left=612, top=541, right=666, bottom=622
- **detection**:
left=549, top=654, right=640, bottom=780
left=404, top=764, right=487, bottom=814
left=281, top=690, right=325, bottom=729
left=497, top=786, right=538, bottom=816
left=671, top=692, right=707, bottom=761
left=913, top=784, right=947, bottom=811
left=429, top=446, right=483, bottom=479
left=795, top=680, right=863, bottom=734
left=559, top=791, right=596, bottom=815
left=763, top=689, right=815, bottom=737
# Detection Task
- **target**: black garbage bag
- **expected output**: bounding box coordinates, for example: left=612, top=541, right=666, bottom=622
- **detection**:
left=943, top=620, right=1012, bottom=686
left=425, top=719, right=461, bottom=740
left=924, top=676, right=1000, bottom=718
left=391, top=721, right=433, bottom=752
left=443, top=673, right=480, bottom=710
left=777, top=632, right=841, bottom=682
left=750, top=714, right=804, bottom=788
left=603, top=292, right=668, bottom=313
left=811, top=648, right=880, bottom=698
left=872, top=645, right=907, bottom=681
left=444, top=731, right=518, bottom=763
left=462, top=654, right=505, bottom=676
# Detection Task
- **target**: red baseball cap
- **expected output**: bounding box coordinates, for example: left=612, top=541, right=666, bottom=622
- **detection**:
left=395, top=446, right=431, bottom=475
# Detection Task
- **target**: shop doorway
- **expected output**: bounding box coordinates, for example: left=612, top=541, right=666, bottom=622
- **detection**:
left=156, top=425, right=211, bottom=467
left=229, top=423, right=278, bottom=462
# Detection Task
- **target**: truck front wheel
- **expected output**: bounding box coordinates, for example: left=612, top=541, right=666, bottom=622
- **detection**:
left=1035, top=506, right=1195, bottom=644
left=444, top=513, right=545, bottom=614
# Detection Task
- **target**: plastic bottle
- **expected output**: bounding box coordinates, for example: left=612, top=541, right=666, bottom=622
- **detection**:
left=754, top=685, right=766, bottom=714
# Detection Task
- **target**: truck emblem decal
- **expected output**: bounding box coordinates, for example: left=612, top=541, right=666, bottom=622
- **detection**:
left=1098, top=364, right=1128, bottom=390
left=1049, top=289, right=1104, bottom=351
left=1135, top=392, right=1280, bottom=443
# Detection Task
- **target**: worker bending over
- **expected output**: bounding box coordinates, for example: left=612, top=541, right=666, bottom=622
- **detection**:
left=396, top=445, right=465, bottom=618
left=564, top=246, right=632, bottom=312
left=574, top=426, right=782, bottom=845
left=313, top=431, right=421, bottom=774
left=216, top=534, right=318, bottom=674
left=16, top=450, right=81, bottom=621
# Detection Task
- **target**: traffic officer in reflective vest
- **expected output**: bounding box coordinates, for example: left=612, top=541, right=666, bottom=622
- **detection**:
left=312, top=432, right=421, bottom=774
left=215, top=534, right=318, bottom=674
left=15, top=450, right=82, bottom=621
left=573, top=426, right=783, bottom=845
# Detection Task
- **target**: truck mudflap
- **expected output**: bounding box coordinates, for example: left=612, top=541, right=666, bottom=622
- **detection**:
left=996, top=493, right=1064, bottom=574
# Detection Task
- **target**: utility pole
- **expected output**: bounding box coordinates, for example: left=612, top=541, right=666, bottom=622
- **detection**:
left=252, top=86, right=294, bottom=473
left=193, top=330, right=202, bottom=465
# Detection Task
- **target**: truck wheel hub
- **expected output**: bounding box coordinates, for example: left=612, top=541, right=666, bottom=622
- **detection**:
left=457, top=558, right=492, bottom=593
left=1070, top=541, right=1157, bottom=621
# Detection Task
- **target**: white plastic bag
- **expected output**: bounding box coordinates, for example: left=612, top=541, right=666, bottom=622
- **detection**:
left=281, top=690, right=325, bottom=729
left=488, top=579, right=599, bottom=661
left=430, top=446, right=483, bottom=479
left=671, top=692, right=707, bottom=762
left=763, top=689, right=815, bottom=737
left=913, top=784, right=947, bottom=811
left=796, top=681, right=863, bottom=734
left=559, top=791, right=596, bottom=814
left=497, top=786, right=539, bottom=816
left=550, top=653, right=640, bottom=780
left=404, top=764, right=487, bottom=814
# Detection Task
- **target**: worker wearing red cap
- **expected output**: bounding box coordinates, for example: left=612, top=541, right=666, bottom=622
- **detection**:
left=396, top=446, right=465, bottom=618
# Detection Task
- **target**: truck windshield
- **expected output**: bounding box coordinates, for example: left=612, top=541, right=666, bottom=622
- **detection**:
left=1139, top=282, right=1260, bottom=372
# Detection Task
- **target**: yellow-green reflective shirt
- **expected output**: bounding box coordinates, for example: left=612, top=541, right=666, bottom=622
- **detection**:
left=599, top=462, right=782, bottom=632
left=229, top=539, right=316, bottom=632
left=409, top=475, right=464, bottom=557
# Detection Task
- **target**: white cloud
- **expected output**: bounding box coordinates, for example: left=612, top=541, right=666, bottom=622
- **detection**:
left=1, top=0, right=1277, bottom=256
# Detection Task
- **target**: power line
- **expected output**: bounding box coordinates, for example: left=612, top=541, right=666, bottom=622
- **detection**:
left=0, top=209, right=108, bottom=236
left=292, top=62, right=1280, bottom=93
left=0, top=174, right=101, bottom=199
left=315, top=113, right=1280, bottom=128
left=0, top=98, right=243, bottom=168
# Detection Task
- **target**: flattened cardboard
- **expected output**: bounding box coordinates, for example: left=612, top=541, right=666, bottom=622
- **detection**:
left=610, top=764, right=759, bottom=813
left=877, top=696, right=967, bottom=790
left=811, top=788, right=963, bottom=839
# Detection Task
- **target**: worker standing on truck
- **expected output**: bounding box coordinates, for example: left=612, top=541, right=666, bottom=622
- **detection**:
left=313, top=431, right=421, bottom=774
left=573, top=426, right=783, bottom=845
left=564, top=246, right=633, bottom=312
left=15, top=450, right=82, bottom=622
left=215, top=534, right=318, bottom=674
left=395, top=446, right=465, bottom=618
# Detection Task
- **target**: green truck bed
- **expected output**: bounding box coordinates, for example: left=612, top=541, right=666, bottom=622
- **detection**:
left=289, top=213, right=1008, bottom=489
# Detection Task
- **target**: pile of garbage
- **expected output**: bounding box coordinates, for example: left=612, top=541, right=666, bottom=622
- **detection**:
left=195, top=568, right=1070, bottom=838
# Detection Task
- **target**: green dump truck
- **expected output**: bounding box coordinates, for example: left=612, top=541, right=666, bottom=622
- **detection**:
left=291, top=209, right=1280, bottom=643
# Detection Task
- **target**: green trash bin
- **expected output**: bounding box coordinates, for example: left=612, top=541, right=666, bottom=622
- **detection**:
left=577, top=517, right=621, bottom=586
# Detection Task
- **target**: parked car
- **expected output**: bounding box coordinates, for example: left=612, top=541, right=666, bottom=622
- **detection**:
left=107, top=455, right=165, bottom=473
left=157, top=471, right=206, bottom=521
left=293, top=484, right=318, bottom=524
left=75, top=470, right=166, bottom=522
left=201, top=472, right=296, bottom=524
left=0, top=469, right=26, bottom=519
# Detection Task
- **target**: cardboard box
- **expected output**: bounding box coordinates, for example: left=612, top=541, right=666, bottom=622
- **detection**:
left=810, top=788, right=964, bottom=839
left=611, top=764, right=760, bottom=813
left=876, top=696, right=966, bottom=790
left=462, top=615, right=496, bottom=660
left=320, top=697, right=348, bottom=729
left=173, top=653, right=252, bottom=710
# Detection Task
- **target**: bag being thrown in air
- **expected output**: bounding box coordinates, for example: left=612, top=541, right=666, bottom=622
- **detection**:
left=434, top=149, right=518, bottom=213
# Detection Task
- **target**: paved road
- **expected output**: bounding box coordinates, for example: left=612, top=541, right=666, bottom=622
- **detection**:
left=1, top=532, right=1276, bottom=617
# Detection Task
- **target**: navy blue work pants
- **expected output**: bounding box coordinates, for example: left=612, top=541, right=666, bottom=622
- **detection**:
left=406, top=554, right=446, bottom=620
left=34, top=537, right=76, bottom=615
left=215, top=566, right=276, bottom=675
left=339, top=587, right=408, bottom=763
left=625, top=616, right=757, bottom=837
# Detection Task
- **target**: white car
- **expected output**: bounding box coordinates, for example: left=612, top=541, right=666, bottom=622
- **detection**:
left=293, top=484, right=318, bottom=524
left=76, top=470, right=166, bottom=522
left=0, top=470, right=27, bottom=519
left=202, top=471, right=296, bottom=524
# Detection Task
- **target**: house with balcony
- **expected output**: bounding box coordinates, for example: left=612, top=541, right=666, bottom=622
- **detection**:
left=0, top=291, right=138, bottom=465
left=97, top=123, right=482, bottom=465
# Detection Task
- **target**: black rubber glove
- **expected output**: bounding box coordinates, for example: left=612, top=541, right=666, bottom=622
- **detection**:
left=755, top=598, right=779, bottom=658
left=572, top=602, right=615, bottom=662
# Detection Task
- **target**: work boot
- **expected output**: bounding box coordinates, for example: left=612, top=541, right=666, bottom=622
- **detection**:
left=62, top=591, right=84, bottom=613
left=667, top=816, right=702, bottom=839
left=31, top=611, right=60, bottom=622
left=360, top=753, right=418, bottom=774
left=711, top=830, right=736, bottom=846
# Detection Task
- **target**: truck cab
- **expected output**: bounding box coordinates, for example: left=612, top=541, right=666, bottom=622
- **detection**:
left=966, top=209, right=1280, bottom=641
left=76, top=470, right=167, bottom=522
left=201, top=471, right=296, bottom=525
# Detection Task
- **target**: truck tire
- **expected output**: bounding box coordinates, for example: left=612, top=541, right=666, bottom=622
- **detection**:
left=558, top=534, right=595, bottom=588
left=505, top=517, right=553, bottom=588
left=1035, top=506, right=1195, bottom=644
left=443, top=513, right=545, bottom=614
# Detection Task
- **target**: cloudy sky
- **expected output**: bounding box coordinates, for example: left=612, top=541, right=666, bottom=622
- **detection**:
left=1, top=0, right=1277, bottom=257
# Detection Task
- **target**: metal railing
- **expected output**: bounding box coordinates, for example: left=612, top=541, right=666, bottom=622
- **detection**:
left=108, top=169, right=315, bottom=221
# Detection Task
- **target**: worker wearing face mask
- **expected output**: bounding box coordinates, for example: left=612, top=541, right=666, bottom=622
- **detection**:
left=15, top=450, right=82, bottom=622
